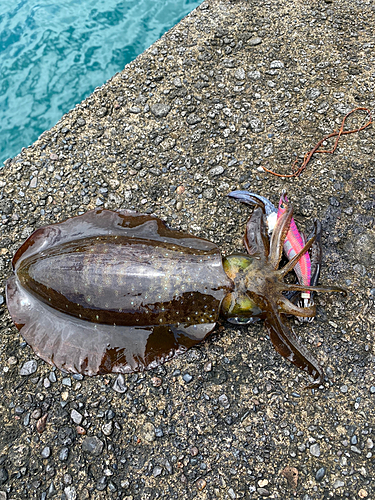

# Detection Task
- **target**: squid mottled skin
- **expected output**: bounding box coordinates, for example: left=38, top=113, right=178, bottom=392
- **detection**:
left=6, top=195, right=345, bottom=386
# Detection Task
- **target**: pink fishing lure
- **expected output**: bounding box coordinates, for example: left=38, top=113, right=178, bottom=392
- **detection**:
left=277, top=193, right=312, bottom=302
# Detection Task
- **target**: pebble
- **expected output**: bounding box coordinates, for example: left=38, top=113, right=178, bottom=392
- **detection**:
left=0, top=468, right=8, bottom=485
left=152, top=466, right=162, bottom=477
left=249, top=37, right=262, bottom=46
left=29, top=177, right=37, bottom=188
left=186, top=113, right=202, bottom=125
left=196, top=479, right=206, bottom=491
left=203, top=188, right=215, bottom=200
left=281, top=467, right=298, bottom=489
left=108, top=481, right=116, bottom=492
left=150, top=103, right=171, bottom=118
left=306, top=88, right=321, bottom=100
left=183, top=373, right=193, bottom=383
left=315, top=467, right=326, bottom=481
left=96, top=476, right=107, bottom=491
left=0, top=492, right=6, bottom=500
left=151, top=376, right=162, bottom=387
left=218, top=394, right=230, bottom=409
left=59, top=448, right=69, bottom=461
left=203, top=361, right=212, bottom=372
left=270, top=60, right=284, bottom=69
left=165, top=460, right=172, bottom=473
left=31, top=408, right=42, bottom=419
left=248, top=70, right=261, bottom=79
left=47, top=483, right=56, bottom=497
left=190, top=446, right=199, bottom=456
left=173, top=77, right=182, bottom=87
left=257, top=487, right=270, bottom=497
left=36, top=414, right=48, bottom=433
left=41, top=446, right=51, bottom=458
left=234, top=68, right=245, bottom=80
left=160, top=137, right=175, bottom=151
left=359, top=489, right=368, bottom=499
left=71, top=409, right=83, bottom=425
left=102, top=421, right=113, bottom=436
left=140, top=422, right=156, bottom=443
left=209, top=166, right=224, bottom=176
left=19, top=360, right=37, bottom=376
left=61, top=391, right=69, bottom=402
left=64, top=486, right=77, bottom=500
left=228, top=488, right=236, bottom=499
left=333, top=479, right=344, bottom=489
left=248, top=116, right=264, bottom=132
left=113, top=374, right=127, bottom=393
left=309, top=443, right=320, bottom=457
left=129, top=106, right=141, bottom=114
left=82, top=436, right=104, bottom=456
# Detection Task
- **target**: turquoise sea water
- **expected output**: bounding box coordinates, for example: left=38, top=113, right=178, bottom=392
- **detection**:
left=0, top=0, right=202, bottom=164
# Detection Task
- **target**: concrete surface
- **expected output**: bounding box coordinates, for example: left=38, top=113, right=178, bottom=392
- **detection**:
left=0, top=0, right=374, bottom=498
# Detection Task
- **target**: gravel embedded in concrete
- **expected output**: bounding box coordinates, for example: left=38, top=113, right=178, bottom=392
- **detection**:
left=0, top=0, right=374, bottom=498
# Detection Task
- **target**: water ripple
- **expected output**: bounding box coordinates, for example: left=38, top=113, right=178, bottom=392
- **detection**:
left=0, top=0, right=202, bottom=163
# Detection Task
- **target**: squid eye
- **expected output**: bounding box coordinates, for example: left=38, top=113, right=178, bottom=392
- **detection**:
left=227, top=317, right=259, bottom=325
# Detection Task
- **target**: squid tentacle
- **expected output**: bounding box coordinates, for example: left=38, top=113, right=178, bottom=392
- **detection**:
left=277, top=296, right=316, bottom=318
left=281, top=283, right=347, bottom=295
left=277, top=193, right=312, bottom=294
left=243, top=207, right=270, bottom=259
left=264, top=303, right=324, bottom=388
left=278, top=232, right=316, bottom=278
left=269, top=204, right=294, bottom=270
